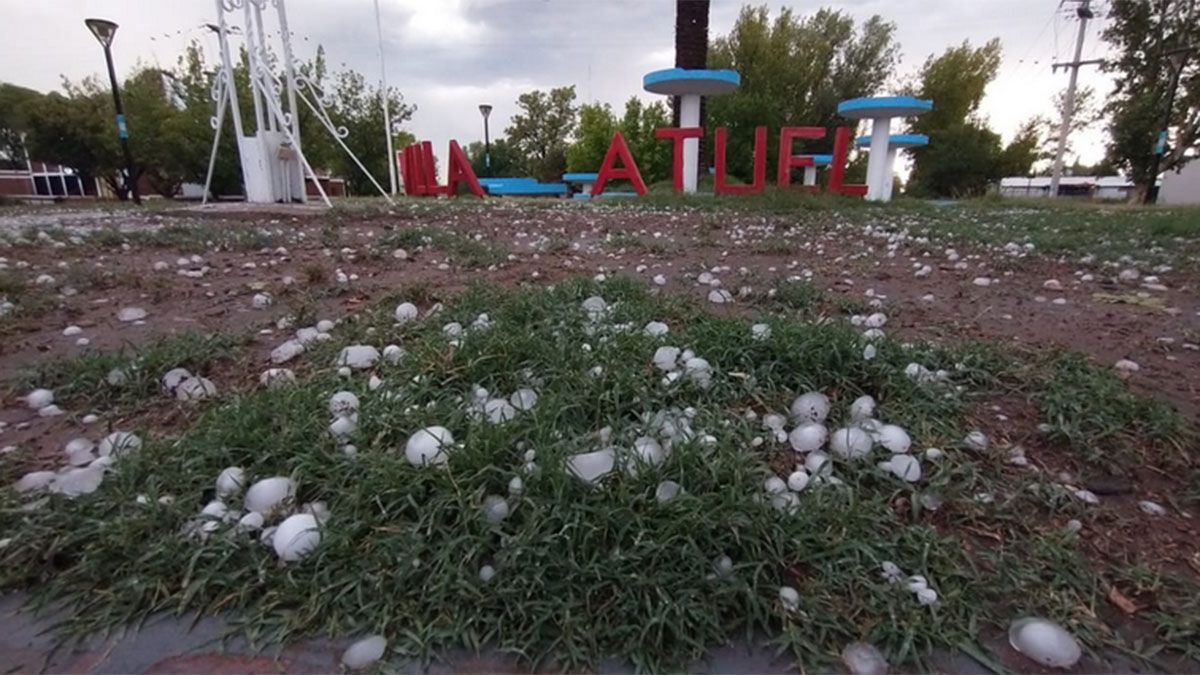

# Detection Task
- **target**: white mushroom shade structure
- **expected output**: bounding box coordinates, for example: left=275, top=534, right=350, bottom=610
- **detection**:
left=837, top=96, right=933, bottom=202
left=854, top=133, right=930, bottom=201
left=643, top=68, right=741, bottom=194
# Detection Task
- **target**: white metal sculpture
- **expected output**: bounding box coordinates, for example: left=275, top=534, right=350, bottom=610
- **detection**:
left=203, top=0, right=393, bottom=206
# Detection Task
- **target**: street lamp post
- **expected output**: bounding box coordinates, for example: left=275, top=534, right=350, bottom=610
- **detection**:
left=85, top=17, right=140, bottom=205
left=478, top=104, right=492, bottom=176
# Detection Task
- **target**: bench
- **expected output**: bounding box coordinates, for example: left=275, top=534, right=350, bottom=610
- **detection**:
left=479, top=177, right=568, bottom=198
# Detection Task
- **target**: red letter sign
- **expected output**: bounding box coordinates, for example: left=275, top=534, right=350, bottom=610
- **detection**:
left=827, top=127, right=868, bottom=197
left=591, top=130, right=648, bottom=197
left=714, top=126, right=767, bottom=195
left=655, top=126, right=703, bottom=193
left=445, top=140, right=484, bottom=198
left=776, top=127, right=825, bottom=188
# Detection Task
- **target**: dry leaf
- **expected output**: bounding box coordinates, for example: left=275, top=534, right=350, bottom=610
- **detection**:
left=1107, top=586, right=1140, bottom=615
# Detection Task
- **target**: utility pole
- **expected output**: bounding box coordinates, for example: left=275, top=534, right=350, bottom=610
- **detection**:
left=1049, top=0, right=1100, bottom=198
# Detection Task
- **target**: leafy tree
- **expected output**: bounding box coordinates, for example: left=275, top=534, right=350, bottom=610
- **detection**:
left=1042, top=85, right=1101, bottom=163
left=314, top=68, right=416, bottom=195
left=465, top=137, right=523, bottom=177
left=567, top=98, right=671, bottom=183
left=506, top=86, right=578, bottom=181
left=0, top=83, right=42, bottom=170
left=1102, top=0, right=1199, bottom=195
left=906, top=39, right=1039, bottom=196
left=707, top=6, right=898, bottom=180
left=25, top=78, right=129, bottom=198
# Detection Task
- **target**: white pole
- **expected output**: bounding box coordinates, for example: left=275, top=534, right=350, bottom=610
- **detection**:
left=201, top=77, right=228, bottom=205
left=374, top=0, right=398, bottom=195
left=803, top=166, right=816, bottom=186
left=275, top=0, right=306, bottom=203
left=866, top=117, right=891, bottom=201
left=214, top=1, right=245, bottom=139
left=242, top=1, right=266, bottom=134
left=679, top=93, right=700, bottom=194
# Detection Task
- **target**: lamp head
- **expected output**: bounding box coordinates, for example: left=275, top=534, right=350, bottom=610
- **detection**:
left=479, top=104, right=493, bottom=119
left=85, top=18, right=119, bottom=48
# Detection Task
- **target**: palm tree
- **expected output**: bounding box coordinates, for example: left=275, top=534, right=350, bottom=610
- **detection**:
left=673, top=0, right=710, bottom=182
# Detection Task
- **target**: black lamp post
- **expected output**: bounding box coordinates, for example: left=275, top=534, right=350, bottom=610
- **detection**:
left=85, top=17, right=140, bottom=205
left=478, top=104, right=492, bottom=176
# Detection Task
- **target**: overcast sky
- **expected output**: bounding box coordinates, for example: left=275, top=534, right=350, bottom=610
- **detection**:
left=2, top=0, right=1114, bottom=175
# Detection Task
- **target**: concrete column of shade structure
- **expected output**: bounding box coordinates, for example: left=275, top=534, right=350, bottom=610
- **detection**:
left=837, top=96, right=932, bottom=202
left=643, top=68, right=741, bottom=194
left=803, top=155, right=834, bottom=187
left=854, top=134, right=928, bottom=200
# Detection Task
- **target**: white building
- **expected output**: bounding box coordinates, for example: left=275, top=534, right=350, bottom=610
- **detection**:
left=1160, top=161, right=1200, bottom=205
left=998, top=175, right=1138, bottom=201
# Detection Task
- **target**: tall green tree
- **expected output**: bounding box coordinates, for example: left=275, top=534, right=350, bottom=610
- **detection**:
left=25, top=77, right=129, bottom=198
left=707, top=6, right=899, bottom=181
left=0, top=83, right=42, bottom=170
left=567, top=98, right=671, bottom=183
left=906, top=39, right=1041, bottom=196
left=1102, top=0, right=1199, bottom=196
left=506, top=86, right=578, bottom=181
left=465, top=137, right=523, bottom=177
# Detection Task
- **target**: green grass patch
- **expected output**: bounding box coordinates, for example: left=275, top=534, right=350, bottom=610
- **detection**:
left=12, top=332, right=253, bottom=411
left=0, top=277, right=1194, bottom=671
left=382, top=226, right=507, bottom=269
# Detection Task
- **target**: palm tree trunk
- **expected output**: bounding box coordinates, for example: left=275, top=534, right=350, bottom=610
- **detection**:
left=673, top=0, right=710, bottom=182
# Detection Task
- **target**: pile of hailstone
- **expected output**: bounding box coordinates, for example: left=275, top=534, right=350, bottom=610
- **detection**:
left=761, top=391, right=931, bottom=513
left=160, top=368, right=218, bottom=402
left=12, top=431, right=141, bottom=500
left=563, top=408, right=714, bottom=487
left=270, top=319, right=338, bottom=365
left=466, top=385, right=539, bottom=424
left=652, top=345, right=713, bottom=389
left=181, top=469, right=329, bottom=563
left=23, top=388, right=64, bottom=417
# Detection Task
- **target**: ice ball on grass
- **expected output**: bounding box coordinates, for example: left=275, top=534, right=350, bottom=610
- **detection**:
left=566, top=448, right=615, bottom=484
left=510, top=388, right=538, bottom=411
left=216, top=467, right=245, bottom=498
left=237, top=512, right=264, bottom=533
left=655, top=480, right=682, bottom=503
left=805, top=452, right=832, bottom=475
left=653, top=346, right=680, bottom=372
left=25, top=388, right=54, bottom=411
left=64, top=438, right=95, bottom=465
left=508, top=476, right=524, bottom=496
left=329, top=415, right=357, bottom=443
left=629, top=436, right=665, bottom=472
left=830, top=427, right=873, bottom=460
left=788, top=423, right=827, bottom=453
left=849, top=395, right=876, bottom=422
left=482, top=495, right=510, bottom=525
left=175, top=376, right=217, bottom=401
left=404, top=427, right=454, bottom=467
left=160, top=368, right=191, bottom=395
left=683, top=357, right=712, bottom=389
left=778, top=586, right=801, bottom=611
left=842, top=642, right=889, bottom=675
left=764, top=476, right=787, bottom=494
left=15, top=471, right=56, bottom=494
left=479, top=565, right=497, bottom=582
left=273, top=513, right=321, bottom=562
left=790, top=392, right=830, bottom=424
left=329, top=391, right=360, bottom=417
left=643, top=321, right=669, bottom=337
left=876, top=424, right=911, bottom=453
left=751, top=323, right=771, bottom=340
left=708, top=289, right=733, bottom=304
left=341, top=635, right=387, bottom=672
left=1008, top=618, right=1082, bottom=669
left=713, top=555, right=734, bottom=577
left=49, top=466, right=105, bottom=498
left=271, top=340, right=305, bottom=364
left=963, top=431, right=989, bottom=451
left=259, top=368, right=296, bottom=389
left=336, top=345, right=379, bottom=370
left=483, top=399, right=516, bottom=424
left=244, top=476, right=296, bottom=517
left=582, top=296, right=608, bottom=320
left=877, top=454, right=922, bottom=482
left=97, top=431, right=141, bottom=458
left=382, top=344, right=405, bottom=364
left=786, top=470, right=810, bottom=492
left=394, top=302, right=419, bottom=324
